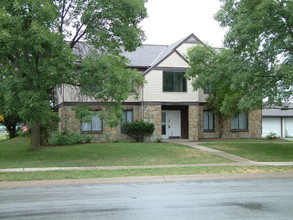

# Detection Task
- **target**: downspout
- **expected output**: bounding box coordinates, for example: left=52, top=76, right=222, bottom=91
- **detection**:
left=141, top=85, right=145, bottom=121
left=61, top=84, right=65, bottom=131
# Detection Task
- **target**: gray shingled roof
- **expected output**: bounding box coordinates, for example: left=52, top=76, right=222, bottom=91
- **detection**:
left=73, top=33, right=203, bottom=72
left=122, top=44, right=167, bottom=67
left=263, top=103, right=293, bottom=116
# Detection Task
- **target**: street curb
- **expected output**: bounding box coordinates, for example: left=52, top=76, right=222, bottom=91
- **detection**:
left=1, top=172, right=293, bottom=189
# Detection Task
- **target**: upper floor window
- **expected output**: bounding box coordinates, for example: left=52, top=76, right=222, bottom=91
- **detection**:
left=163, top=71, right=187, bottom=92
left=81, top=113, right=103, bottom=133
left=121, top=110, right=133, bottom=131
left=204, top=86, right=211, bottom=94
left=203, top=111, right=214, bottom=131
left=230, top=112, right=248, bottom=130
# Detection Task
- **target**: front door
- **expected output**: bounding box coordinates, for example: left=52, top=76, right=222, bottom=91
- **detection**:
left=162, top=110, right=181, bottom=139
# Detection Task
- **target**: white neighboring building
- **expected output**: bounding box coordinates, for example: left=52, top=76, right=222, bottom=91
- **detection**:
left=262, top=104, right=293, bottom=137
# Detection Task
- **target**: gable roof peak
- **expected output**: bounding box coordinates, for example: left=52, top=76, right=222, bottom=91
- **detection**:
left=142, top=33, right=203, bottom=75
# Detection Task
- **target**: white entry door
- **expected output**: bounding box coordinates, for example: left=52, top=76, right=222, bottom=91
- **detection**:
left=162, top=110, right=181, bottom=139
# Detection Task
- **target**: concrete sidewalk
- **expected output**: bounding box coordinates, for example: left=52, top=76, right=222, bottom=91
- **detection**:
left=0, top=142, right=292, bottom=173
left=1, top=172, right=293, bottom=189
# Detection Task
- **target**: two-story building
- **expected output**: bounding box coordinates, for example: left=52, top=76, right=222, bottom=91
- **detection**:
left=55, top=34, right=262, bottom=141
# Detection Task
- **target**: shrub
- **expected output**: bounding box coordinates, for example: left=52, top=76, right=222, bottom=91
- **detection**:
left=266, top=132, right=278, bottom=140
left=82, top=134, right=94, bottom=143
left=49, top=131, right=93, bottom=145
left=124, top=121, right=154, bottom=142
left=156, top=137, right=163, bottom=143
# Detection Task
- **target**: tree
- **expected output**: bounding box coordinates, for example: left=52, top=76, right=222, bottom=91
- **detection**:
left=186, top=0, right=292, bottom=126
left=186, top=45, right=262, bottom=137
left=78, top=53, right=145, bottom=127
left=0, top=0, right=74, bottom=149
left=0, top=79, right=22, bottom=138
left=214, top=0, right=292, bottom=107
left=0, top=0, right=147, bottom=150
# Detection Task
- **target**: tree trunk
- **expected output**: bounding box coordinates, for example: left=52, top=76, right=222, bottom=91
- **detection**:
left=5, top=123, right=17, bottom=138
left=9, top=125, right=16, bottom=138
left=219, top=115, right=224, bottom=138
left=30, top=120, right=41, bottom=151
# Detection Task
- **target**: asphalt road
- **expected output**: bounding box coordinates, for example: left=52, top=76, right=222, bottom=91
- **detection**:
left=1, top=178, right=293, bottom=220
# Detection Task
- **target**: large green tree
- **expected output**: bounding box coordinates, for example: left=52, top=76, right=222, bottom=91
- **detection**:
left=186, top=45, right=262, bottom=137
left=187, top=0, right=292, bottom=120
left=0, top=0, right=147, bottom=150
left=215, top=0, right=293, bottom=106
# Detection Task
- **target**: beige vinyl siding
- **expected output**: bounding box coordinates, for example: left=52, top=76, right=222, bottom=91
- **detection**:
left=198, top=89, right=209, bottom=102
left=63, top=84, right=96, bottom=102
left=55, top=86, right=63, bottom=105
left=125, top=90, right=141, bottom=102
left=144, top=70, right=199, bottom=102
left=58, top=84, right=141, bottom=103
left=157, top=52, right=189, bottom=68
left=176, top=43, right=197, bottom=56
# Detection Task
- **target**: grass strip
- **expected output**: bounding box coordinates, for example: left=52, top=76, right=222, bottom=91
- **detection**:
left=202, top=141, right=293, bottom=162
left=1, top=166, right=292, bottom=182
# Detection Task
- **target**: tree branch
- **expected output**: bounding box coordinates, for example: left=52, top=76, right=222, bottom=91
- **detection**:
left=59, top=0, right=73, bottom=33
left=70, top=23, right=86, bottom=48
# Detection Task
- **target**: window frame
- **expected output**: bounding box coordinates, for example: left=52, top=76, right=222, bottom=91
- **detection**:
left=121, top=110, right=134, bottom=132
left=81, top=112, right=103, bottom=134
left=230, top=112, right=249, bottom=131
left=163, top=71, right=187, bottom=92
left=203, top=86, right=211, bottom=94
left=203, top=110, right=215, bottom=132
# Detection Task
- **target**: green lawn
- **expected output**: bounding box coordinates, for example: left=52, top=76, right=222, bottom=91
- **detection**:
left=1, top=166, right=292, bottom=182
left=0, top=137, right=231, bottom=169
left=202, top=140, right=293, bottom=162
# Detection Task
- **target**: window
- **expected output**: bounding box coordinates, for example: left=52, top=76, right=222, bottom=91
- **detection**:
left=161, top=111, right=166, bottom=135
left=230, top=112, right=248, bottom=130
left=163, top=71, right=187, bottom=92
left=203, top=111, right=214, bottom=131
left=81, top=113, right=102, bottom=133
left=121, top=110, right=133, bottom=131
left=204, top=86, right=211, bottom=94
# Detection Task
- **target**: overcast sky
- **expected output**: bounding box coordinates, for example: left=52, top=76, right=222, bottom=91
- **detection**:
left=140, top=0, right=227, bottom=47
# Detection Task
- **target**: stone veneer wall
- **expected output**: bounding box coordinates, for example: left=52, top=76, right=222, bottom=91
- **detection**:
left=143, top=105, right=161, bottom=141
left=59, top=106, right=81, bottom=133
left=221, top=109, right=262, bottom=138
left=197, top=108, right=262, bottom=139
left=59, top=105, right=142, bottom=142
left=198, top=106, right=220, bottom=139
left=188, top=105, right=199, bottom=141
left=59, top=104, right=262, bottom=142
